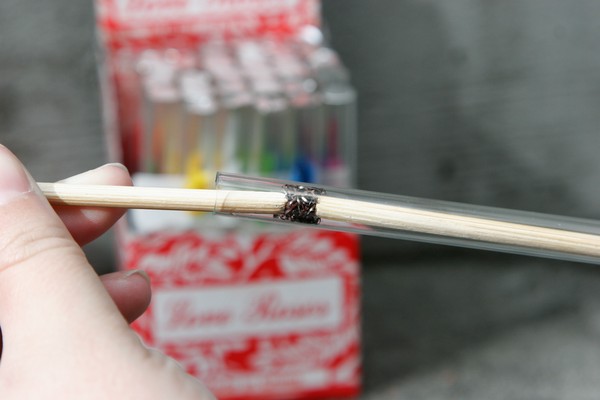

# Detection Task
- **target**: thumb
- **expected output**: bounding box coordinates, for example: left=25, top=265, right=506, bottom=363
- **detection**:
left=0, top=145, right=130, bottom=365
left=0, top=147, right=215, bottom=399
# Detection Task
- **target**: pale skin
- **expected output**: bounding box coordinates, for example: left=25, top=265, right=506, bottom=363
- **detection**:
left=0, top=145, right=215, bottom=399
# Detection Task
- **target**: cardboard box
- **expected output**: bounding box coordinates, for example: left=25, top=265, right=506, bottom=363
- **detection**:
left=95, top=1, right=361, bottom=398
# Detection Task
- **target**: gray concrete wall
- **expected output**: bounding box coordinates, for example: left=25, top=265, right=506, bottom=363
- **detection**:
left=321, top=0, right=600, bottom=257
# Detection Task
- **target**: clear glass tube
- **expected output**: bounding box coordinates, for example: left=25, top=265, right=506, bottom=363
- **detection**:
left=182, top=101, right=218, bottom=183
left=215, top=172, right=600, bottom=264
left=141, top=83, right=183, bottom=174
left=139, top=53, right=186, bottom=174
left=317, top=67, right=357, bottom=188
left=249, top=80, right=294, bottom=179
left=216, top=78, right=255, bottom=174
left=179, top=70, right=218, bottom=182
left=282, top=77, right=324, bottom=184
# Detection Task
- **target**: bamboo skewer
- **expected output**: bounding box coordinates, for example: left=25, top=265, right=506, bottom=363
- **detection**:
left=317, top=196, right=600, bottom=259
left=39, top=182, right=600, bottom=263
left=39, top=183, right=285, bottom=214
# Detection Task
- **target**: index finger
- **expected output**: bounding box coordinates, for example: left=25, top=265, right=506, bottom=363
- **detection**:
left=53, top=163, right=132, bottom=246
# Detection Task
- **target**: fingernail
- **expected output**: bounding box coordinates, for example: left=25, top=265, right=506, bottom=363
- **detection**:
left=0, top=145, right=34, bottom=205
left=125, top=269, right=151, bottom=285
left=60, top=163, right=129, bottom=184
left=104, top=163, right=129, bottom=173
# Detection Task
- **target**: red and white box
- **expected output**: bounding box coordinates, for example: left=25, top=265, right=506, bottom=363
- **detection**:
left=124, top=228, right=361, bottom=399
left=95, top=1, right=362, bottom=398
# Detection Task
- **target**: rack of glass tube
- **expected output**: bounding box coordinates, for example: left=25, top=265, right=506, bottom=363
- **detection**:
left=132, top=39, right=356, bottom=197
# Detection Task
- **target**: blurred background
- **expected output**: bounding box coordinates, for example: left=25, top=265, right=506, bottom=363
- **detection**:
left=2, top=0, right=600, bottom=398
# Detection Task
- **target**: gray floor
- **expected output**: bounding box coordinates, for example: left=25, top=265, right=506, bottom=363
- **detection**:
left=3, top=1, right=600, bottom=399
left=360, top=253, right=600, bottom=399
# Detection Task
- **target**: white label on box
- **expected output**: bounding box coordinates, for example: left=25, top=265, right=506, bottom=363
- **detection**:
left=115, top=0, right=300, bottom=21
left=153, top=277, right=343, bottom=342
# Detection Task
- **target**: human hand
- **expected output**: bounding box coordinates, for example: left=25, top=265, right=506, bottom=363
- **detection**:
left=0, top=145, right=214, bottom=399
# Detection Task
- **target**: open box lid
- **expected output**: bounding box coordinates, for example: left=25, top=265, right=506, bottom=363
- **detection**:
left=96, top=0, right=320, bottom=51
